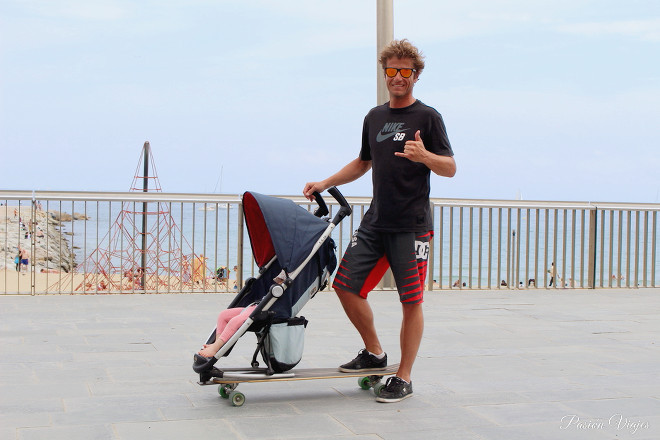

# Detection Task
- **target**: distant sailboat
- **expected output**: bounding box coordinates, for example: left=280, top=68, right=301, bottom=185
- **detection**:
left=214, top=165, right=223, bottom=193
left=198, top=166, right=227, bottom=210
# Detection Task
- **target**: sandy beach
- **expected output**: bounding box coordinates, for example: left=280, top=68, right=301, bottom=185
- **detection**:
left=1, top=205, right=240, bottom=295
left=0, top=269, right=237, bottom=294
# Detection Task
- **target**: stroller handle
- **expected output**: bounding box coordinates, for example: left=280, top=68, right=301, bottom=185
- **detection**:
left=327, top=186, right=352, bottom=225
left=311, top=191, right=329, bottom=218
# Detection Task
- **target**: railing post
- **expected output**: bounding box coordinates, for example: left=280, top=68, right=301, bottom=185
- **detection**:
left=236, top=199, right=245, bottom=290
left=31, top=193, right=37, bottom=295
left=427, top=201, right=435, bottom=291
left=587, top=208, right=598, bottom=289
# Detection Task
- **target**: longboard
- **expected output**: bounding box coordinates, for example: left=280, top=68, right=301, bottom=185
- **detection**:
left=202, top=363, right=399, bottom=407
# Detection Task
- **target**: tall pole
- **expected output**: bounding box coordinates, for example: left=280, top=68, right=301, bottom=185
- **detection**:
left=377, top=0, right=393, bottom=105
left=377, top=0, right=394, bottom=287
left=141, top=141, right=149, bottom=290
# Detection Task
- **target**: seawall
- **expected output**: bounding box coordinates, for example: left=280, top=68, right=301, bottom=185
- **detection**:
left=0, top=205, right=76, bottom=272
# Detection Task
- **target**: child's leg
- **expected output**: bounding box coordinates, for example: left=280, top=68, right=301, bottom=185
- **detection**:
left=198, top=307, right=243, bottom=357
left=217, top=304, right=257, bottom=342
left=217, top=307, right=244, bottom=334
left=198, top=305, right=257, bottom=357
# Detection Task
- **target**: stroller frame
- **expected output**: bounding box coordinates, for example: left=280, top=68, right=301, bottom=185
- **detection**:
left=193, top=187, right=351, bottom=383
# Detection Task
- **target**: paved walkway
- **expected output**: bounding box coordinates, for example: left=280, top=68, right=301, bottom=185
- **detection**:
left=1, top=289, right=659, bottom=440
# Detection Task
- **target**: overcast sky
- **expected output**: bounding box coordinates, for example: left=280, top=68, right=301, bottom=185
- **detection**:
left=1, top=0, right=658, bottom=203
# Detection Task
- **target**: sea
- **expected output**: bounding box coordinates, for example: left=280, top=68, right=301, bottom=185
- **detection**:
left=25, top=199, right=660, bottom=289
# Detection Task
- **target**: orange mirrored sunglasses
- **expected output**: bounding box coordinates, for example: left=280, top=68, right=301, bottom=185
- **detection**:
left=384, top=67, right=416, bottom=78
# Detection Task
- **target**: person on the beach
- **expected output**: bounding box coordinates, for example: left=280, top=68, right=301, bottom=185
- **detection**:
left=232, top=265, right=239, bottom=290
left=548, top=262, right=557, bottom=286
left=303, top=39, right=456, bottom=403
left=193, top=254, right=207, bottom=286
left=19, top=247, right=30, bottom=273
left=181, top=258, right=191, bottom=284
left=40, top=268, right=60, bottom=274
left=135, top=267, right=144, bottom=288
left=198, top=304, right=258, bottom=357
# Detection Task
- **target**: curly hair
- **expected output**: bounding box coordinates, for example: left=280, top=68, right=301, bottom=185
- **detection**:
left=379, top=39, right=425, bottom=75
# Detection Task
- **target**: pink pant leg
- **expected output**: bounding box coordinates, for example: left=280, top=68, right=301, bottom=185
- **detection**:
left=216, top=304, right=257, bottom=342
left=216, top=307, right=243, bottom=336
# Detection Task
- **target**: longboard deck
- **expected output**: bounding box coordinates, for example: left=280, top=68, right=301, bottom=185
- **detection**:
left=210, top=363, right=399, bottom=384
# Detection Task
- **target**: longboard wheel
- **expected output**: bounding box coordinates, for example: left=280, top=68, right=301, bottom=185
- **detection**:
left=229, top=390, right=245, bottom=407
left=358, top=376, right=373, bottom=390
left=367, top=375, right=383, bottom=385
left=218, top=383, right=238, bottom=398
left=373, top=382, right=386, bottom=397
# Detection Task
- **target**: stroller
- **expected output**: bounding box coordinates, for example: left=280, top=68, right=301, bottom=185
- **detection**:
left=193, top=187, right=351, bottom=384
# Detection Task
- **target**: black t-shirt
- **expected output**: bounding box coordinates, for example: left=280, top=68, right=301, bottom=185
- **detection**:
left=360, top=100, right=453, bottom=232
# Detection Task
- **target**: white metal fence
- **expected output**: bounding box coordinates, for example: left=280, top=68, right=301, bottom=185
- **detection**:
left=1, top=190, right=658, bottom=294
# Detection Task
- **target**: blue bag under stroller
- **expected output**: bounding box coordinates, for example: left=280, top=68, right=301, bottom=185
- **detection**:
left=193, top=187, right=351, bottom=381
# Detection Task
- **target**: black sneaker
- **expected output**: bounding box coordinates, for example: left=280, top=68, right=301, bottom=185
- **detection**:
left=339, top=349, right=387, bottom=372
left=376, top=376, right=413, bottom=403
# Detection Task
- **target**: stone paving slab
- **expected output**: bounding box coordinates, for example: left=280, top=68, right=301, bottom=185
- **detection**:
left=0, top=289, right=659, bottom=439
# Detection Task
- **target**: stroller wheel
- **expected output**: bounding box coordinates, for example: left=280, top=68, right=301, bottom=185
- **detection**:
left=229, top=390, right=246, bottom=407
left=251, top=361, right=260, bottom=368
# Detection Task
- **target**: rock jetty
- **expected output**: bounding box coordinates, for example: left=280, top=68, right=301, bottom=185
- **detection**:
left=1, top=206, right=76, bottom=273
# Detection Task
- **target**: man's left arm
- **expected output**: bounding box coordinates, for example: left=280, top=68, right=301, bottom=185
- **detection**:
left=395, top=130, right=456, bottom=177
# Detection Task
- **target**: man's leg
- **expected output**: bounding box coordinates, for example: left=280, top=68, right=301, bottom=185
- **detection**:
left=384, top=230, right=431, bottom=382
left=374, top=301, right=422, bottom=403
left=335, top=287, right=383, bottom=355
left=333, top=226, right=389, bottom=372
left=397, top=302, right=424, bottom=382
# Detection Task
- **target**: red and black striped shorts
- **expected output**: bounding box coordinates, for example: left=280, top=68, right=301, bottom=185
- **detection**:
left=332, top=227, right=432, bottom=304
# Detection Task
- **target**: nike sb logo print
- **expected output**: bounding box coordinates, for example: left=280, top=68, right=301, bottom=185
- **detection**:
left=376, top=122, right=410, bottom=142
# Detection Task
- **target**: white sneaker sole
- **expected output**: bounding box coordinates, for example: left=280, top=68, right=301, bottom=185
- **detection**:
left=338, top=366, right=388, bottom=373
left=376, top=392, right=413, bottom=403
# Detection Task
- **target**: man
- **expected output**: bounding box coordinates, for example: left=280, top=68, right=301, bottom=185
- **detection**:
left=303, top=39, right=456, bottom=402
left=19, top=246, right=30, bottom=274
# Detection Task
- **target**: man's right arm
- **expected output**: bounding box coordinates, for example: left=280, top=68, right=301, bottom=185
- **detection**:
left=303, top=157, right=372, bottom=201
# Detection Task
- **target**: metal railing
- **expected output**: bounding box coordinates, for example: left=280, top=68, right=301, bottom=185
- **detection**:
left=1, top=190, right=658, bottom=294
left=428, top=199, right=658, bottom=290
